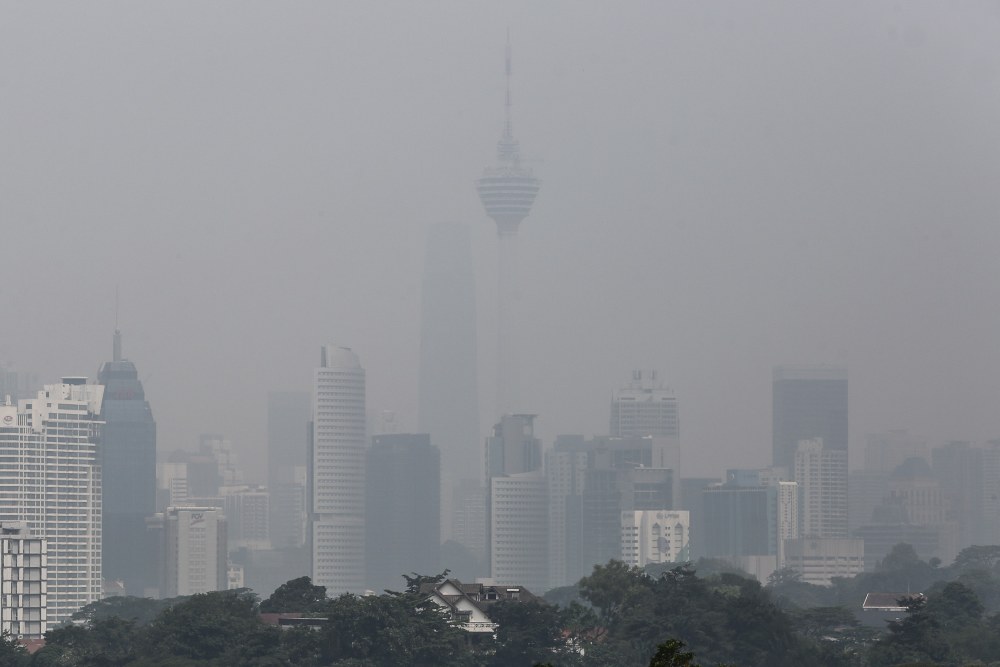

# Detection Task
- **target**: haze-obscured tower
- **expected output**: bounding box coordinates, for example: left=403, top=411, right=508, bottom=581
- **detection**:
left=772, top=366, right=848, bottom=471
left=418, top=223, right=480, bottom=541
left=268, top=391, right=310, bottom=550
left=310, top=346, right=366, bottom=594
left=610, top=370, right=679, bottom=439
left=98, top=328, right=157, bottom=595
left=477, top=33, right=541, bottom=416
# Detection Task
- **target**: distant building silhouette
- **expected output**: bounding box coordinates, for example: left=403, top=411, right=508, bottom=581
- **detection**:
left=772, top=366, right=848, bottom=471
left=418, top=222, right=480, bottom=547
left=267, top=391, right=309, bottom=550
left=97, top=329, right=157, bottom=596
left=365, top=433, right=440, bottom=592
left=610, top=370, right=679, bottom=439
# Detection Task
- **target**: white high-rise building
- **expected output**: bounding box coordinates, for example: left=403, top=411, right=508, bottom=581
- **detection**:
left=621, top=510, right=690, bottom=567
left=0, top=521, right=47, bottom=638
left=156, top=506, right=228, bottom=597
left=490, top=471, right=547, bottom=591
left=776, top=480, right=799, bottom=566
left=795, top=439, right=848, bottom=538
left=310, top=346, right=366, bottom=594
left=0, top=379, right=103, bottom=624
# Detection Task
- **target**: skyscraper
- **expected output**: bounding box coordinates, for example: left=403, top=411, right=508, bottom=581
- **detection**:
left=794, top=439, right=848, bottom=538
left=486, top=415, right=546, bottom=590
left=477, top=35, right=541, bottom=416
left=310, top=346, right=366, bottom=594
left=610, top=370, right=679, bottom=439
left=0, top=379, right=104, bottom=624
left=418, top=222, right=480, bottom=543
left=0, top=522, right=47, bottom=639
left=365, top=433, right=440, bottom=592
left=772, top=366, right=848, bottom=471
left=97, top=328, right=157, bottom=595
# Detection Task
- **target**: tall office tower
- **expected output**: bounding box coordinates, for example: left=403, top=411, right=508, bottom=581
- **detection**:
left=546, top=435, right=592, bottom=589
left=418, top=223, right=480, bottom=545
left=0, top=379, right=103, bottom=624
left=310, top=346, right=366, bottom=594
left=449, top=479, right=487, bottom=569
left=97, top=329, right=157, bottom=595
left=200, top=434, right=244, bottom=487
left=155, top=506, right=228, bottom=597
left=0, top=522, right=47, bottom=638
left=365, top=434, right=440, bottom=592
left=486, top=415, right=546, bottom=589
left=776, top=480, right=800, bottom=565
left=679, top=477, right=720, bottom=560
left=772, top=366, right=848, bottom=471
left=794, top=439, right=848, bottom=538
left=932, top=441, right=984, bottom=548
left=610, top=371, right=680, bottom=439
left=267, top=391, right=310, bottom=550
left=477, top=36, right=541, bottom=416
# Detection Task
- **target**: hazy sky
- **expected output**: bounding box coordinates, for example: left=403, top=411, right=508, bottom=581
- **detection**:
left=2, top=2, right=1000, bottom=480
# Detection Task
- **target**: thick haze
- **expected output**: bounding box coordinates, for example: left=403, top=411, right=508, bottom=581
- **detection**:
left=2, top=2, right=1000, bottom=480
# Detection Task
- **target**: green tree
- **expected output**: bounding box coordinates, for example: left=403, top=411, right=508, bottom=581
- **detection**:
left=0, top=632, right=28, bottom=667
left=260, top=576, right=328, bottom=613
left=648, top=639, right=698, bottom=667
left=488, top=598, right=567, bottom=667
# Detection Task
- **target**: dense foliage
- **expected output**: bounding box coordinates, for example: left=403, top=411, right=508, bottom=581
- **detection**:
left=13, top=543, right=1000, bottom=666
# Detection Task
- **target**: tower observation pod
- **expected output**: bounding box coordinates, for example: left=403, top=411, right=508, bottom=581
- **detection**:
left=477, top=32, right=541, bottom=417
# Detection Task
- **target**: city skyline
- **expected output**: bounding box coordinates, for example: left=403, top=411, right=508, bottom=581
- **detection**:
left=2, top=3, right=1000, bottom=483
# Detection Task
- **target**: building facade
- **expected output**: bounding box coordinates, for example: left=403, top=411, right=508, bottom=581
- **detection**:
left=0, top=522, right=46, bottom=638
left=621, top=510, right=690, bottom=567
left=97, top=330, right=157, bottom=596
left=365, top=433, right=440, bottom=592
left=610, top=370, right=679, bottom=440
left=310, top=346, right=366, bottom=594
left=157, top=506, right=228, bottom=597
left=0, top=379, right=103, bottom=624
left=267, top=391, right=310, bottom=550
left=772, top=365, right=848, bottom=472
left=794, top=439, right=848, bottom=538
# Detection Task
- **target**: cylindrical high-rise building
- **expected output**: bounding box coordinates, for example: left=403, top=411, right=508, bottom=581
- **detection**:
left=477, top=35, right=540, bottom=417
left=310, top=345, right=366, bottom=594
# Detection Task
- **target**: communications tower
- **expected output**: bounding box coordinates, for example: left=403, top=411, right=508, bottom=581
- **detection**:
left=477, top=33, right=541, bottom=417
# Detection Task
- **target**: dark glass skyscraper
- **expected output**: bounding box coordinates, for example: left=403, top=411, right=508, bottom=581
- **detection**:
left=98, top=329, right=157, bottom=595
left=267, top=390, right=310, bottom=550
left=365, top=433, right=440, bottom=593
left=772, top=366, right=848, bottom=471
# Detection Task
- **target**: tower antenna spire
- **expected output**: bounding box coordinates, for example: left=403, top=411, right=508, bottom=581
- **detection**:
left=113, top=286, right=122, bottom=362
left=504, top=27, right=512, bottom=139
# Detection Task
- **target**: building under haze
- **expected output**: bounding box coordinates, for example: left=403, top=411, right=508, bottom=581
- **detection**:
left=610, top=370, right=679, bottom=439
left=772, top=366, right=848, bottom=471
left=477, top=36, right=541, bottom=417
left=486, top=415, right=546, bottom=590
left=0, top=379, right=104, bottom=624
left=97, top=329, right=157, bottom=596
left=794, top=439, right=848, bottom=538
left=310, top=346, right=366, bottom=594
left=0, top=521, right=47, bottom=639
left=154, top=506, right=228, bottom=597
left=267, top=391, right=310, bottom=551
left=418, top=223, right=480, bottom=549
left=365, top=433, right=440, bottom=592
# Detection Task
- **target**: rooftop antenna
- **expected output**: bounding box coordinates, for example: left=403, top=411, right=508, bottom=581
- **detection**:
left=113, top=286, right=122, bottom=362
left=504, top=27, right=512, bottom=139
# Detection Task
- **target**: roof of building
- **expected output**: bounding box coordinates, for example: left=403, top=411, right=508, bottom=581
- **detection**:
left=862, top=592, right=924, bottom=611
